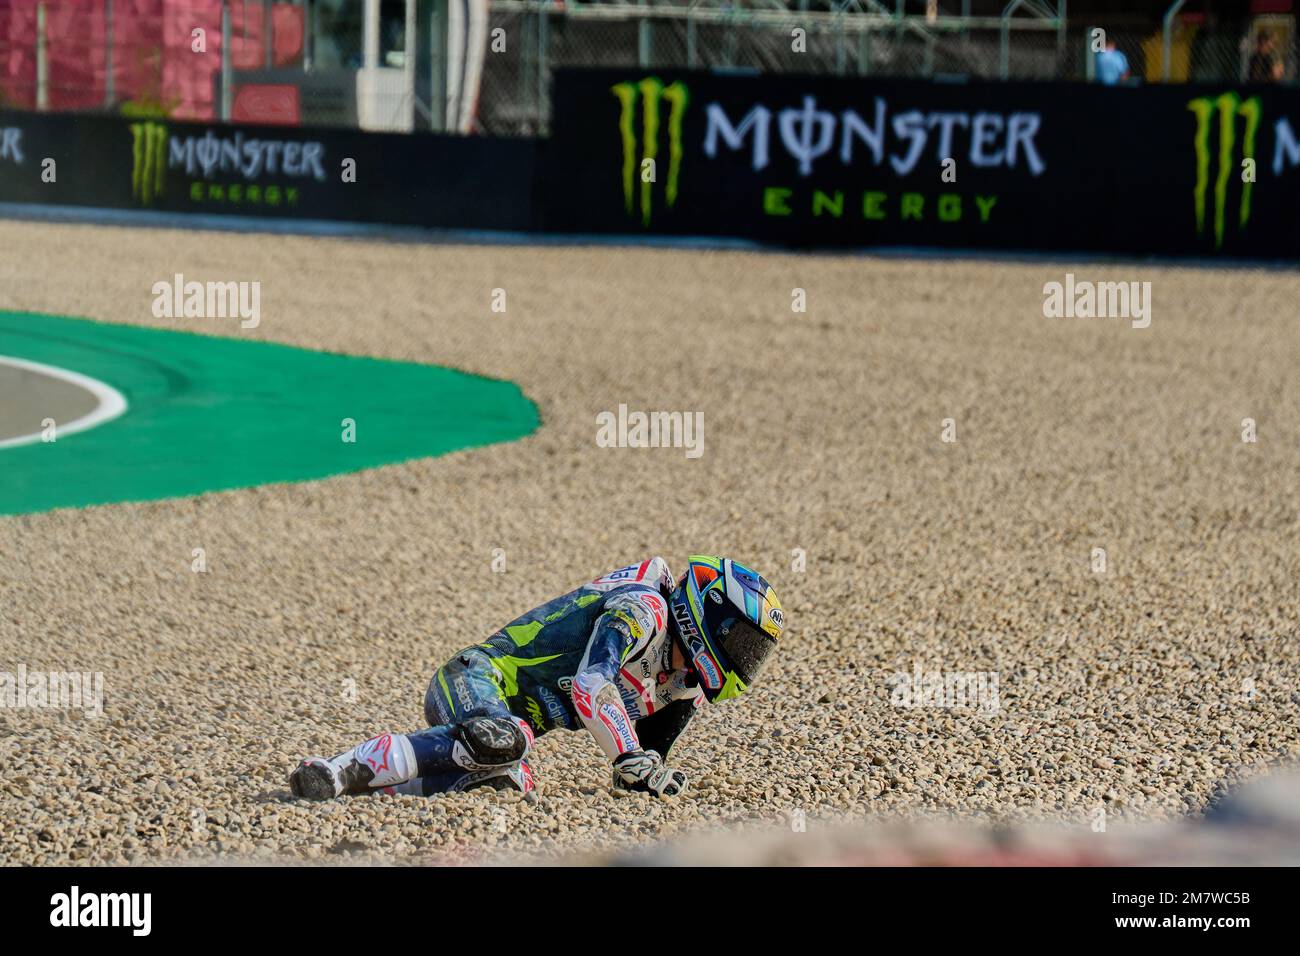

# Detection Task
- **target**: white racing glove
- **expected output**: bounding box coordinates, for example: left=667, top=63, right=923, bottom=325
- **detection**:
left=612, top=749, right=688, bottom=798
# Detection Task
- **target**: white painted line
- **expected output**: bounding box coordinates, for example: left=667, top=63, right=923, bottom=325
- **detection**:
left=0, top=354, right=129, bottom=449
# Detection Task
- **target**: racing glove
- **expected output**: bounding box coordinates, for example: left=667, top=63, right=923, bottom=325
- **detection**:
left=612, top=748, right=688, bottom=798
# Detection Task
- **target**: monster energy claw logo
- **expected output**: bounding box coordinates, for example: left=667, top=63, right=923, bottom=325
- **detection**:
left=612, top=78, right=688, bottom=226
left=524, top=696, right=546, bottom=731
left=1188, top=92, right=1261, bottom=250
left=131, top=121, right=168, bottom=205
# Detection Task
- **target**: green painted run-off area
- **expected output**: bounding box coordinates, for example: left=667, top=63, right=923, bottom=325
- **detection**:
left=0, top=312, right=539, bottom=516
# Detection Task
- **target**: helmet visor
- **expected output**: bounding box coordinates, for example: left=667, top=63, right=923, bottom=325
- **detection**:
left=706, top=609, right=777, bottom=686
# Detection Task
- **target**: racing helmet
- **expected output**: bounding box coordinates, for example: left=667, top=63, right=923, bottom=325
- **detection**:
left=668, top=555, right=785, bottom=702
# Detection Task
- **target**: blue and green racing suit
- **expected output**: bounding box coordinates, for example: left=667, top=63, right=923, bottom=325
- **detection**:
left=335, top=557, right=703, bottom=796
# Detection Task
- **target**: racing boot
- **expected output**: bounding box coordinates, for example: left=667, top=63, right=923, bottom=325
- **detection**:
left=290, top=733, right=417, bottom=800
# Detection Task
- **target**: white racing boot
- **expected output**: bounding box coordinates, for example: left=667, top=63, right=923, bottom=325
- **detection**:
left=290, top=733, right=417, bottom=800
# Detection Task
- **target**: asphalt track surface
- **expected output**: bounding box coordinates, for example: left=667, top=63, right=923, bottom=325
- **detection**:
left=0, top=219, right=1297, bottom=864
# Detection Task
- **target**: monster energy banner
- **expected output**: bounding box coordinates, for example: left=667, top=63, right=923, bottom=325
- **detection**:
left=545, top=69, right=1300, bottom=258
left=0, top=111, right=535, bottom=231
left=3, top=80, right=1300, bottom=258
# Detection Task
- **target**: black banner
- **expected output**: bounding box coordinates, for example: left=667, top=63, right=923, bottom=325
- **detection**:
left=0, top=112, right=537, bottom=231
left=0, top=865, right=1284, bottom=941
left=5, top=76, right=1300, bottom=259
left=544, top=69, right=1300, bottom=259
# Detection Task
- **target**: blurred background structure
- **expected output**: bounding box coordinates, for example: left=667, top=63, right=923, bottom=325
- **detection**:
left=0, top=1, right=1294, bottom=134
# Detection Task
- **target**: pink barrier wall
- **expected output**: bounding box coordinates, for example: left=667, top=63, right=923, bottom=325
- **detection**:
left=0, top=0, right=302, bottom=119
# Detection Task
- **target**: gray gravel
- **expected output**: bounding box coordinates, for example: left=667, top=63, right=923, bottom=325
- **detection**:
left=0, top=220, right=1297, bottom=864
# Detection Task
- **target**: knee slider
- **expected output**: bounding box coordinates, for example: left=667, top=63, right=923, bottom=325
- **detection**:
left=456, top=715, right=531, bottom=767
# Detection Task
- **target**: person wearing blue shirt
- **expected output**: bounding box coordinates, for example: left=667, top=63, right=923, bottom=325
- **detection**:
left=1097, top=41, right=1131, bottom=85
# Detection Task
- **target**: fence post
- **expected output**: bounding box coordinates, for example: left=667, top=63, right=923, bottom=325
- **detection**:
left=304, top=0, right=313, bottom=71
left=638, top=0, right=651, bottom=68
left=105, top=0, right=115, bottom=109
left=429, top=0, right=446, bottom=131
left=538, top=3, right=549, bottom=134
left=363, top=0, right=379, bottom=69
left=36, top=2, right=48, bottom=111
left=1057, top=0, right=1067, bottom=79
left=263, top=0, right=274, bottom=69
left=687, top=11, right=696, bottom=68
left=220, top=1, right=232, bottom=121
left=999, top=0, right=1028, bottom=81
left=404, top=0, right=416, bottom=126
left=1162, top=0, right=1187, bottom=82
left=518, top=6, right=531, bottom=133
left=835, top=14, right=845, bottom=75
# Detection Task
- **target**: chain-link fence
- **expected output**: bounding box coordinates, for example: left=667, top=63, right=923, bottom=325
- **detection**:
left=478, top=3, right=1073, bottom=134
left=1059, top=18, right=1298, bottom=87
left=475, top=5, right=1299, bottom=135
left=0, top=1, right=1295, bottom=136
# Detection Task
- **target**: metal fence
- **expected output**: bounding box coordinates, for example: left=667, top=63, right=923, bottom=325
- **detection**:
left=0, top=1, right=306, bottom=117
left=479, top=2, right=1071, bottom=135
left=0, top=1, right=1295, bottom=135
left=478, top=3, right=1298, bottom=135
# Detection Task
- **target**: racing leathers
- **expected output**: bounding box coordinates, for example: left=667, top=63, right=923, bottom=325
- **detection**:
left=289, top=557, right=702, bottom=800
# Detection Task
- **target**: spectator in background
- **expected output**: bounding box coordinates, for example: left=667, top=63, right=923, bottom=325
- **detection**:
left=1249, top=31, right=1285, bottom=83
left=1096, top=39, right=1131, bottom=85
